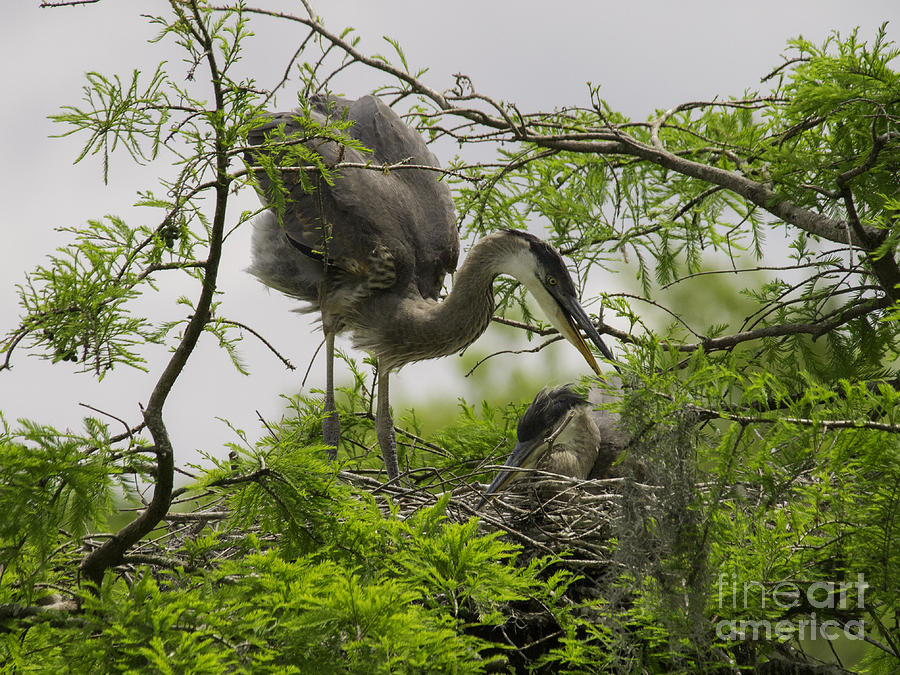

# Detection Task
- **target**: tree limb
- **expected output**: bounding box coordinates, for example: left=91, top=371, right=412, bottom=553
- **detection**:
left=79, top=2, right=233, bottom=589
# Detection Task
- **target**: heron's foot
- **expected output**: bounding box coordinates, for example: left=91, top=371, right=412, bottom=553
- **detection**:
left=322, top=411, right=340, bottom=461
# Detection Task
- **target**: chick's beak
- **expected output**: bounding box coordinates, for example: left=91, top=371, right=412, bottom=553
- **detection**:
left=477, top=436, right=548, bottom=508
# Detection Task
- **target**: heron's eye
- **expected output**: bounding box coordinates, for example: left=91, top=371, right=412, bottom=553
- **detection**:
left=547, top=276, right=558, bottom=286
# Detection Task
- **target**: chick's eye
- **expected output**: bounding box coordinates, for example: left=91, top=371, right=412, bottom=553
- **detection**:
left=547, top=276, right=558, bottom=286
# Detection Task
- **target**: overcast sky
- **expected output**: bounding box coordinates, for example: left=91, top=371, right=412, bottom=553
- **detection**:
left=1, top=1, right=895, bottom=468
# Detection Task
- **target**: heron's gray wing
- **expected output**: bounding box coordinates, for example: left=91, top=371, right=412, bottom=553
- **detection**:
left=343, top=96, right=458, bottom=299
left=248, top=95, right=458, bottom=301
left=312, top=95, right=459, bottom=299
left=247, top=106, right=385, bottom=280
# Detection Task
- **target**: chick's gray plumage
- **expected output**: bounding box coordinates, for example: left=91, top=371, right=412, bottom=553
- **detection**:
left=478, top=386, right=606, bottom=508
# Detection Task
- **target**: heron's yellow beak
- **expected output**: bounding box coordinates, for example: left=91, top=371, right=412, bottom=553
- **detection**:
left=559, top=312, right=603, bottom=376
left=552, top=293, right=616, bottom=376
left=525, top=277, right=617, bottom=375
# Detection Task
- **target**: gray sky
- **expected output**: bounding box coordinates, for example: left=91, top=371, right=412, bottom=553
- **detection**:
left=1, top=1, right=895, bottom=467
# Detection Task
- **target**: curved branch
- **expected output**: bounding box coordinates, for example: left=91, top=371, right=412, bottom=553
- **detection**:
left=464, top=336, right=563, bottom=377
left=215, top=317, right=295, bottom=370
left=79, top=2, right=233, bottom=589
left=695, top=405, right=900, bottom=434
left=680, top=296, right=892, bottom=352
left=585, top=295, right=892, bottom=356
left=659, top=259, right=851, bottom=290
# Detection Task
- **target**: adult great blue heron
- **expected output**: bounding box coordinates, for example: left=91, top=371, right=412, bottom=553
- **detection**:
left=247, top=95, right=616, bottom=480
left=478, top=385, right=623, bottom=509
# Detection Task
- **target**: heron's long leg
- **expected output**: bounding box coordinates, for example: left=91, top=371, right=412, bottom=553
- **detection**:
left=375, top=363, right=400, bottom=481
left=322, top=331, right=340, bottom=460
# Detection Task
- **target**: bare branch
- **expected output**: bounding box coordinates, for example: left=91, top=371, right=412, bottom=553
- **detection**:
left=584, top=295, right=891, bottom=356
left=214, top=317, right=296, bottom=370
left=676, top=296, right=891, bottom=352
left=760, top=56, right=809, bottom=83
left=695, top=405, right=900, bottom=434
left=40, top=0, right=100, bottom=6
left=464, top=336, right=563, bottom=378
left=659, top=259, right=849, bottom=290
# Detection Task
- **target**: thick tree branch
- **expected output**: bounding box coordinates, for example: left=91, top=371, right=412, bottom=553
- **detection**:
left=585, top=296, right=891, bottom=355
left=490, top=293, right=889, bottom=360
left=834, top=125, right=900, bottom=296
left=694, top=405, right=900, bottom=434
left=79, top=3, right=232, bottom=589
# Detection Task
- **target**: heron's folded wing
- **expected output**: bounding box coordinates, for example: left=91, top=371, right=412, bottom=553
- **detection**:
left=248, top=95, right=458, bottom=299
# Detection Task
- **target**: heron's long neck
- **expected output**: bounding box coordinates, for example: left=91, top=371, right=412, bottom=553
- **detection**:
left=431, top=236, right=507, bottom=343
left=355, top=234, right=516, bottom=369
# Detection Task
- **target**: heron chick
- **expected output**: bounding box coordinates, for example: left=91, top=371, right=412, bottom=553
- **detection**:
left=478, top=385, right=618, bottom=509
left=246, top=95, right=617, bottom=481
